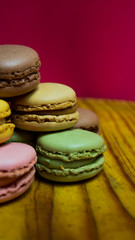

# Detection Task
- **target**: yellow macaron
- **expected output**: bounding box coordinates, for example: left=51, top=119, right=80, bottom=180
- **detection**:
left=0, top=100, right=15, bottom=143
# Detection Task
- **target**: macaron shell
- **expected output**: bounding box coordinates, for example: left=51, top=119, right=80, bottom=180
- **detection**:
left=0, top=123, right=15, bottom=144
left=12, top=83, right=76, bottom=106
left=36, top=129, right=106, bottom=156
left=0, top=155, right=36, bottom=184
left=0, top=45, right=40, bottom=76
left=0, top=74, right=40, bottom=98
left=0, top=167, right=35, bottom=203
left=36, top=155, right=104, bottom=182
left=0, top=100, right=11, bottom=118
left=12, top=111, right=79, bottom=132
left=72, top=108, right=99, bottom=133
left=0, top=142, right=37, bottom=171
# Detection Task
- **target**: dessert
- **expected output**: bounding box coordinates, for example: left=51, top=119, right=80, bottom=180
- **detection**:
left=0, top=44, right=40, bottom=97
left=11, top=82, right=79, bottom=132
left=36, top=129, right=106, bottom=182
left=0, top=99, right=15, bottom=143
left=72, top=108, right=99, bottom=133
left=0, top=142, right=37, bottom=203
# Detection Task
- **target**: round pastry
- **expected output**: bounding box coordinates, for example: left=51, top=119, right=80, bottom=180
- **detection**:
left=0, top=99, right=15, bottom=143
left=72, top=108, right=99, bottom=133
left=0, top=44, right=41, bottom=97
left=36, top=129, right=106, bottom=182
left=11, top=82, right=79, bottom=132
left=6, top=128, right=37, bottom=147
left=0, top=142, right=37, bottom=203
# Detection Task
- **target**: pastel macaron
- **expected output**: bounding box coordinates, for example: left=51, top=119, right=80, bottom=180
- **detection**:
left=72, top=108, right=99, bottom=133
left=0, top=142, right=37, bottom=203
left=7, top=128, right=37, bottom=147
left=0, top=44, right=41, bottom=98
left=36, top=129, right=106, bottom=182
left=11, top=83, right=79, bottom=132
left=0, top=99, right=15, bottom=143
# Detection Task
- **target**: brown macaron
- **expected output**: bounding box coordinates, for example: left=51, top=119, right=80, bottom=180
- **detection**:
left=0, top=45, right=41, bottom=98
left=72, top=108, right=99, bottom=133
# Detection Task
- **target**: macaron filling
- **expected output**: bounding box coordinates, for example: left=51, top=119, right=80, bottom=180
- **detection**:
left=12, top=111, right=79, bottom=123
left=36, top=144, right=106, bottom=161
left=12, top=105, right=77, bottom=116
left=0, top=161, right=36, bottom=187
left=11, top=100, right=78, bottom=128
left=0, top=72, right=40, bottom=87
left=12, top=99, right=77, bottom=112
left=0, top=167, right=35, bottom=200
left=0, top=61, right=40, bottom=79
left=37, top=153, right=103, bottom=169
left=36, top=155, right=104, bottom=177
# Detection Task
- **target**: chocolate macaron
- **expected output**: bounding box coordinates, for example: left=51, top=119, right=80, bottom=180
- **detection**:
left=72, top=108, right=99, bottom=133
left=11, top=83, right=79, bottom=132
left=0, top=45, right=41, bottom=98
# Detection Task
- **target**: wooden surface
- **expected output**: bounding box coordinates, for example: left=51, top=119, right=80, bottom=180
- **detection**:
left=1, top=98, right=135, bottom=240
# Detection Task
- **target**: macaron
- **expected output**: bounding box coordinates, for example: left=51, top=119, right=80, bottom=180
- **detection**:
left=0, top=99, right=15, bottom=143
left=72, top=108, right=99, bottom=133
left=11, top=83, right=79, bottom=132
left=0, top=44, right=41, bottom=98
left=0, top=142, right=37, bottom=203
left=6, top=128, right=37, bottom=147
left=36, top=129, right=106, bottom=182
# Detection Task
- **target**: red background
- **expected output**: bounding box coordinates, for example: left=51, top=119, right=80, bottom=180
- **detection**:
left=0, top=0, right=135, bottom=100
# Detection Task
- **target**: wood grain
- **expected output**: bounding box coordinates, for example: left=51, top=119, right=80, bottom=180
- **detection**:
left=0, top=99, right=135, bottom=240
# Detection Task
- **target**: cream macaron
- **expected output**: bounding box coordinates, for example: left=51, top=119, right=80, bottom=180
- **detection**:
left=11, top=83, right=79, bottom=132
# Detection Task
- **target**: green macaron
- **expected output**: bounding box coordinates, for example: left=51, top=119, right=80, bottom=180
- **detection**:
left=36, top=129, right=106, bottom=182
left=7, top=128, right=37, bottom=147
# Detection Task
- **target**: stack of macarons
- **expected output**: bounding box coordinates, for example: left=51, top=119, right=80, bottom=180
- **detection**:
left=0, top=44, right=106, bottom=203
left=0, top=44, right=41, bottom=203
left=0, top=99, right=37, bottom=203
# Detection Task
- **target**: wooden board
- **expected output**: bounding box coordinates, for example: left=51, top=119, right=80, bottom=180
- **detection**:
left=1, top=99, right=135, bottom=240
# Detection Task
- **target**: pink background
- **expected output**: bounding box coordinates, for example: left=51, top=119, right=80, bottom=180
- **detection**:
left=0, top=0, right=135, bottom=100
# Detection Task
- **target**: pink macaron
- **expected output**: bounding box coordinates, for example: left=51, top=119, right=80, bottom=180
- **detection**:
left=0, top=142, right=37, bottom=203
